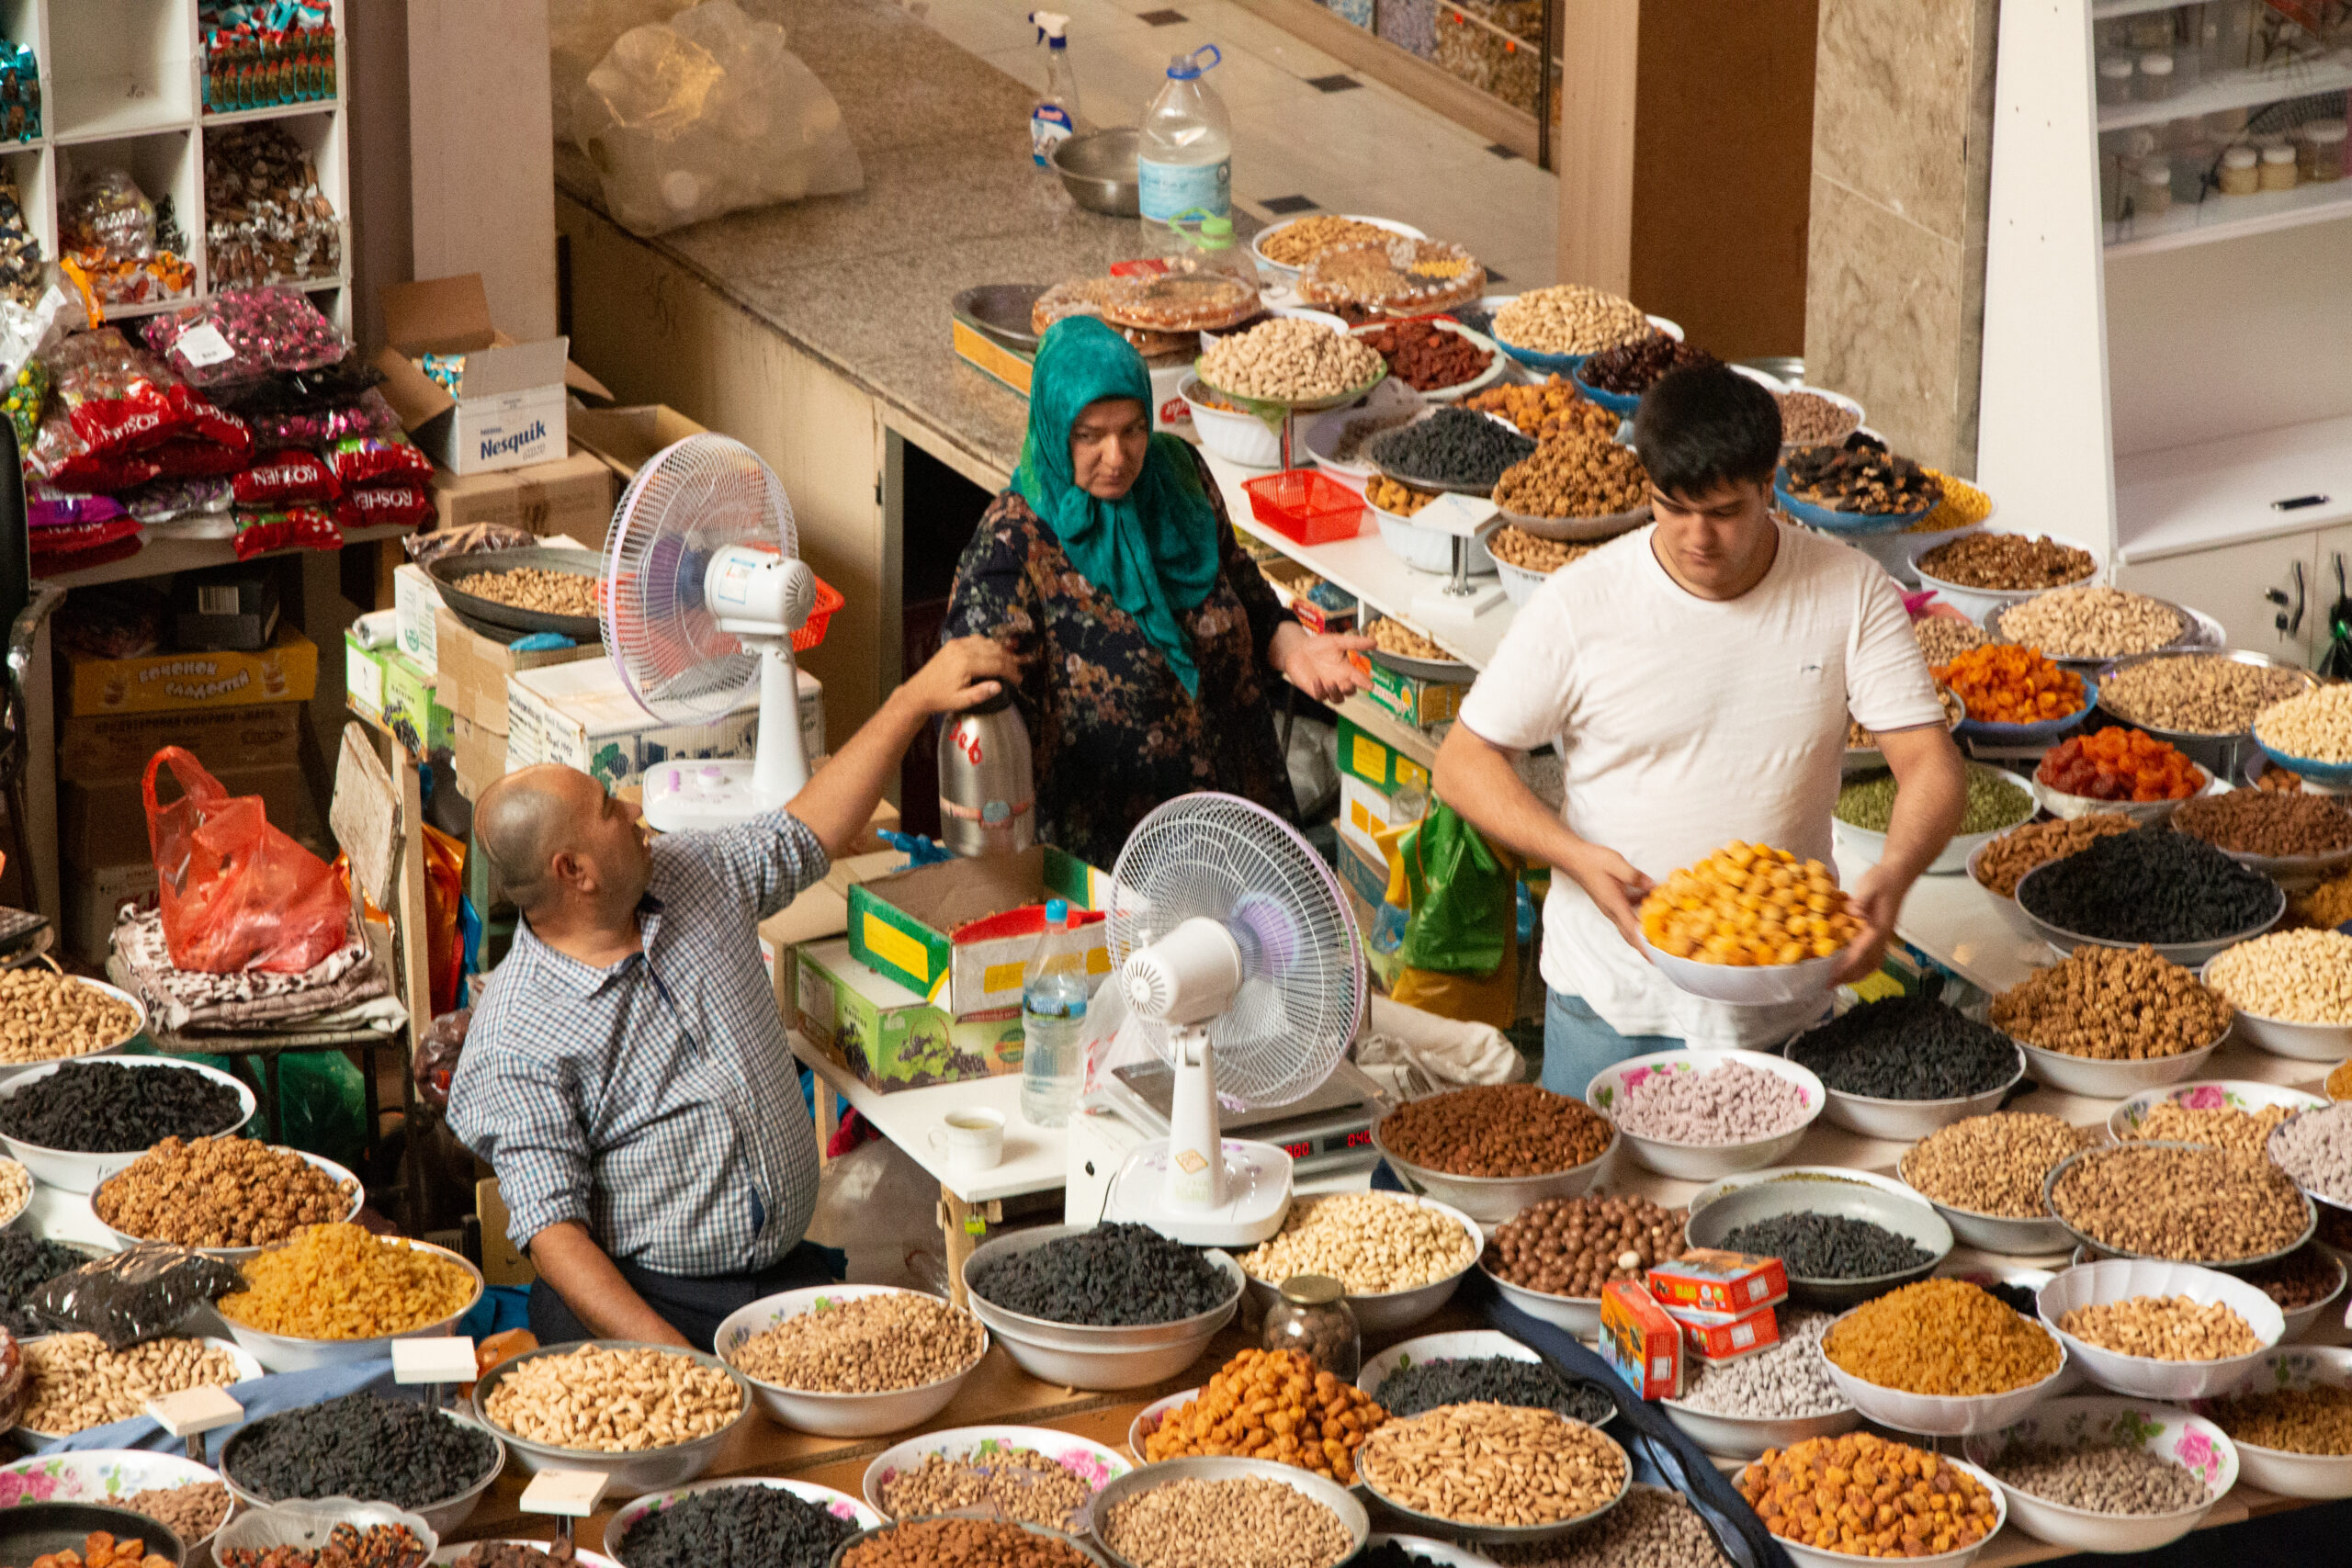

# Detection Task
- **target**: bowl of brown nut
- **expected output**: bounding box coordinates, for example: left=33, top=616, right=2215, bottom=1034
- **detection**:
left=1490, top=432, right=1654, bottom=543
left=1363, top=615, right=1468, bottom=682
left=1489, top=528, right=1609, bottom=606
left=474, top=1340, right=752, bottom=1497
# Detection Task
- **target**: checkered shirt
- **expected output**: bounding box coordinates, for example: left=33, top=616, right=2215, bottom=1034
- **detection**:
left=449, top=809, right=828, bottom=1276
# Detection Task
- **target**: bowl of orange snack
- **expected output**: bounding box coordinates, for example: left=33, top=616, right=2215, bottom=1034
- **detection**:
left=1939, top=644, right=2095, bottom=745
left=1737, top=1432, right=2007, bottom=1568
left=2031, top=728, right=2215, bottom=827
left=1636, top=841, right=1864, bottom=1006
left=1128, top=1348, right=1388, bottom=1485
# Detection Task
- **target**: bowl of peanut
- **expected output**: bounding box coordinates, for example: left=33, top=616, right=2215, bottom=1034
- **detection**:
left=0, top=973, right=146, bottom=1089
left=1361, top=615, right=1468, bottom=683
left=472, top=1340, right=752, bottom=1497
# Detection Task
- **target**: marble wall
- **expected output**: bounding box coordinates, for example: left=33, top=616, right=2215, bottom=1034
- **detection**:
left=1803, top=0, right=1998, bottom=473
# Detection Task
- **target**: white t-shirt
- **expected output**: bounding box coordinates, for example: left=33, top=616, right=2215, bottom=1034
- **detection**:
left=1456, top=525, right=1944, bottom=1048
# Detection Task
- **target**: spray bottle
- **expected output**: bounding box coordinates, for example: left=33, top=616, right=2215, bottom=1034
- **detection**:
left=1029, top=12, right=1080, bottom=169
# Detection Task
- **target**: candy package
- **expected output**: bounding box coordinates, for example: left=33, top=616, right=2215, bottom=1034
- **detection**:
left=232, top=504, right=341, bottom=561
left=28, top=513, right=141, bottom=560
left=0, top=163, right=43, bottom=310
left=203, top=125, right=343, bottom=289
left=31, top=1243, right=244, bottom=1349
left=54, top=584, right=166, bottom=660
left=27, top=485, right=125, bottom=530
left=152, top=435, right=255, bottom=479
left=334, top=480, right=432, bottom=531
left=59, top=168, right=194, bottom=314
left=233, top=447, right=340, bottom=506
left=244, top=385, right=401, bottom=448
left=28, top=401, right=162, bottom=492
left=122, top=477, right=235, bottom=525
left=143, top=285, right=347, bottom=387
left=3, top=358, right=45, bottom=449
left=31, top=532, right=142, bottom=578
left=208, top=351, right=383, bottom=415
left=327, top=431, right=431, bottom=487
left=46, top=327, right=187, bottom=455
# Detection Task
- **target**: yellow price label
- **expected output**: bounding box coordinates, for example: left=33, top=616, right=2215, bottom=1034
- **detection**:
left=964, top=1216, right=988, bottom=1236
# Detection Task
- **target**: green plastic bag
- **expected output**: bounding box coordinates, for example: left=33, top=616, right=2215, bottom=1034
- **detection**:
left=1393, top=798, right=1515, bottom=978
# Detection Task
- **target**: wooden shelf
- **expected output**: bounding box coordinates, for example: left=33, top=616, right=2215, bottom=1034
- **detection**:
left=2106, top=174, right=2352, bottom=255
left=39, top=523, right=410, bottom=591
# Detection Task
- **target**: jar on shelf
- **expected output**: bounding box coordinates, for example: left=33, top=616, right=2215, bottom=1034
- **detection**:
left=2219, top=145, right=2261, bottom=195
left=2136, top=51, right=2177, bottom=100
left=2261, top=142, right=2299, bottom=191
left=1262, top=1274, right=1360, bottom=1381
left=2300, top=121, right=2346, bottom=184
left=2132, top=158, right=2176, bottom=217
left=2098, top=55, right=2136, bottom=106
left=2125, top=12, right=2174, bottom=51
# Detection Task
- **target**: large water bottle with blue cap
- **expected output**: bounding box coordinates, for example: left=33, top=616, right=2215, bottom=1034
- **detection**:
left=1020, top=899, right=1090, bottom=1128
left=1137, top=44, right=1232, bottom=249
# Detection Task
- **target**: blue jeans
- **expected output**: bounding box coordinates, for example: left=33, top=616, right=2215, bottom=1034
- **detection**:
left=1543, top=990, right=1680, bottom=1100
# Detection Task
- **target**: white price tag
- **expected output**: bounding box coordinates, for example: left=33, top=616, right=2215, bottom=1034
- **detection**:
left=146, top=1385, right=243, bottom=1437
left=392, top=1337, right=478, bottom=1383
left=171, top=323, right=237, bottom=368
left=1412, top=491, right=1501, bottom=537
left=522, top=1471, right=614, bottom=1517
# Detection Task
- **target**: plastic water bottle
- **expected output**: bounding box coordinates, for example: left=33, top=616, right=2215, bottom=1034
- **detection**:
left=1028, top=12, right=1080, bottom=169
left=1137, top=45, right=1232, bottom=249
left=1020, top=899, right=1089, bottom=1127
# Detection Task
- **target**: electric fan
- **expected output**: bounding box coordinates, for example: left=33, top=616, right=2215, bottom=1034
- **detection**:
left=1102, top=793, right=1369, bottom=1246
left=601, top=434, right=832, bottom=833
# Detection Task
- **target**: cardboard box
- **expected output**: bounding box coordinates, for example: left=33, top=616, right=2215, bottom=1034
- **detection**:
left=1648, top=1251, right=1790, bottom=1317
left=1334, top=839, right=1406, bottom=991
left=846, top=845, right=1107, bottom=1015
left=432, top=605, right=601, bottom=735
left=59, top=703, right=303, bottom=782
left=1258, top=557, right=1358, bottom=637
left=393, top=563, right=442, bottom=675
left=63, top=760, right=322, bottom=869
left=1679, top=1303, right=1781, bottom=1364
left=450, top=713, right=507, bottom=800
left=791, top=938, right=1029, bottom=1094
left=567, top=404, right=710, bottom=485
left=428, top=451, right=616, bottom=542
left=1600, top=1279, right=1681, bottom=1400
left=1338, top=771, right=1423, bottom=869
left=172, top=565, right=279, bottom=651
left=385, top=649, right=452, bottom=757
left=375, top=274, right=611, bottom=474
left=64, top=623, right=318, bottom=717
left=1337, top=715, right=1431, bottom=796
left=62, top=859, right=157, bottom=966
left=1350, top=654, right=1464, bottom=729
left=506, top=659, right=820, bottom=794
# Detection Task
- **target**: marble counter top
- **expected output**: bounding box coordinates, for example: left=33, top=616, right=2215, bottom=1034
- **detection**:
left=556, top=0, right=1234, bottom=485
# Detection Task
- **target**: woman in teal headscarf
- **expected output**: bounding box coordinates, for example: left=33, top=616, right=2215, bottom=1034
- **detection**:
left=944, top=317, right=1369, bottom=868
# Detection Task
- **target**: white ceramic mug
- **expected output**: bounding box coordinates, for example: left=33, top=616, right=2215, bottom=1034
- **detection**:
left=927, top=1108, right=1006, bottom=1173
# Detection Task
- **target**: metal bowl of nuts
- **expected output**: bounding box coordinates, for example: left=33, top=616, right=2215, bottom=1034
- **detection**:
left=1353, top=1406, right=1630, bottom=1546
left=1363, top=615, right=1469, bottom=683
left=473, top=1339, right=755, bottom=1498
left=2044, top=1141, right=2318, bottom=1273
left=427, top=547, right=605, bottom=642
left=606, top=1477, right=880, bottom=1564
left=1234, top=1193, right=1484, bottom=1336
left=0, top=974, right=146, bottom=1089
left=1985, top=591, right=2202, bottom=671
left=2094, top=649, right=2318, bottom=780
left=1090, top=1456, right=1369, bottom=1568
left=711, top=1282, right=989, bottom=1438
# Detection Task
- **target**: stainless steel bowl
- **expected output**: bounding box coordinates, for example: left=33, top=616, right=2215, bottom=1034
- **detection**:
left=2095, top=649, right=2319, bottom=781
left=1684, top=1179, right=1953, bottom=1309
left=222, top=1409, right=505, bottom=1540
left=2046, top=1140, right=2318, bottom=1271
left=1053, top=130, right=1140, bottom=217
left=472, top=1339, right=753, bottom=1498
left=2012, top=860, right=2285, bottom=970
left=1984, top=592, right=2204, bottom=670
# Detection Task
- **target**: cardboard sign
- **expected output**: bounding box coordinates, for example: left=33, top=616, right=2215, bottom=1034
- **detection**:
left=147, top=1385, right=243, bottom=1436
left=521, top=1471, right=614, bottom=1517
left=392, top=1337, right=478, bottom=1383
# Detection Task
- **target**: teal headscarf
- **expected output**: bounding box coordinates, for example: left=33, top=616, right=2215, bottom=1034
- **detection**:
left=1015, top=317, right=1223, bottom=697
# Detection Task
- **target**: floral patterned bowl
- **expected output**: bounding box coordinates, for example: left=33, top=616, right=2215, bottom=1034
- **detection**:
left=0, top=1452, right=229, bottom=1556
left=605, top=1478, right=878, bottom=1564
left=859, top=1426, right=1129, bottom=1534
left=1586, top=1049, right=1827, bottom=1181
left=1962, top=1395, right=2236, bottom=1553
left=2190, top=1347, right=2352, bottom=1498
left=2106, top=1080, right=2327, bottom=1151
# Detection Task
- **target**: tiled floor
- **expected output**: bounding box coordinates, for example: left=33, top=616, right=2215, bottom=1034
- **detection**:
left=906, top=0, right=1560, bottom=286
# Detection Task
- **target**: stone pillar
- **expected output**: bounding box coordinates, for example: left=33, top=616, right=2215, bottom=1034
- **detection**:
left=1802, top=0, right=1998, bottom=474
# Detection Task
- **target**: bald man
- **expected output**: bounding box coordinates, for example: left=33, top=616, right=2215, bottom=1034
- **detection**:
left=447, top=637, right=1017, bottom=1348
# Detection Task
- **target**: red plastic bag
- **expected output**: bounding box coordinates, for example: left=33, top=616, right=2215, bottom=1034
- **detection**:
left=144, top=747, right=348, bottom=974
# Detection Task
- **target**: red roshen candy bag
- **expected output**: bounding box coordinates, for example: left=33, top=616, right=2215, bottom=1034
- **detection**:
left=232, top=449, right=342, bottom=506
left=334, top=481, right=433, bottom=531
left=326, top=432, right=432, bottom=488
left=232, top=506, right=344, bottom=561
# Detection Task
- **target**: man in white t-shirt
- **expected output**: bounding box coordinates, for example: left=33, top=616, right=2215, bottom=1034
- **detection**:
left=1432, top=365, right=1966, bottom=1095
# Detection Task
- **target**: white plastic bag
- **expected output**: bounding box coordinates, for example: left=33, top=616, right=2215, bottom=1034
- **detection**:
left=805, top=1135, right=949, bottom=1292
left=577, top=0, right=864, bottom=236
left=550, top=0, right=695, bottom=148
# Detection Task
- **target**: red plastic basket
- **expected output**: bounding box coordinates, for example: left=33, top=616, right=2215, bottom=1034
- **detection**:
left=1242, top=469, right=1365, bottom=547
left=794, top=574, right=845, bottom=651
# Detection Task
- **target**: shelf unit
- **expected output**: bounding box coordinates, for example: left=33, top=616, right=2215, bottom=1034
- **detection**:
left=0, top=0, right=349, bottom=331
left=1978, top=0, right=2352, bottom=668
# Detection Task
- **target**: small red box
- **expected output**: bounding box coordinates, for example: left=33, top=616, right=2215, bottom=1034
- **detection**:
left=1243, top=470, right=1367, bottom=547
left=1648, top=1250, right=1789, bottom=1316
left=1600, top=1279, right=1680, bottom=1400
left=1681, top=1303, right=1781, bottom=1363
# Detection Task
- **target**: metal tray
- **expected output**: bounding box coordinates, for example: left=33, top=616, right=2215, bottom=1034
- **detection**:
left=428, top=547, right=605, bottom=643
left=952, top=284, right=1046, bottom=353
left=1985, top=592, right=2201, bottom=667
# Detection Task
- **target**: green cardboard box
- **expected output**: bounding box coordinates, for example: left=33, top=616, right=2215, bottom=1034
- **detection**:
left=791, top=939, right=1027, bottom=1092
left=846, top=844, right=1108, bottom=1015
left=1336, top=715, right=1432, bottom=795
left=383, top=647, right=453, bottom=757
left=1351, top=656, right=1465, bottom=729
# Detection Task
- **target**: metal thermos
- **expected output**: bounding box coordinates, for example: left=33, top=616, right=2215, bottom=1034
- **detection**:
left=939, top=692, right=1035, bottom=857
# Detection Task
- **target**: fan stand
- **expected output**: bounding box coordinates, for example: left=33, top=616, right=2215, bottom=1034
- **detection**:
left=639, top=638, right=813, bottom=833
left=1104, top=1022, right=1294, bottom=1247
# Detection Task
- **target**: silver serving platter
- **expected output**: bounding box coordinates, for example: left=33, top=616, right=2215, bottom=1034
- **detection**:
left=1984, top=592, right=2204, bottom=667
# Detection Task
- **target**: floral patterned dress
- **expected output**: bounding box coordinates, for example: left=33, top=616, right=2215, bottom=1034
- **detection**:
left=944, top=455, right=1300, bottom=870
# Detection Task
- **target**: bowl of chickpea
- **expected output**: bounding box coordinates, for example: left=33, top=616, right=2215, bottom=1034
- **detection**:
left=1635, top=841, right=1862, bottom=1007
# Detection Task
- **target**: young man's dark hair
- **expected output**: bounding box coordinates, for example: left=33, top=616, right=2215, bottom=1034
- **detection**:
left=1631, top=365, right=1784, bottom=502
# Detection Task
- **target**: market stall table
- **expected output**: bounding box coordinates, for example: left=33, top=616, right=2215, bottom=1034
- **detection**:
left=788, top=1029, right=1068, bottom=1309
